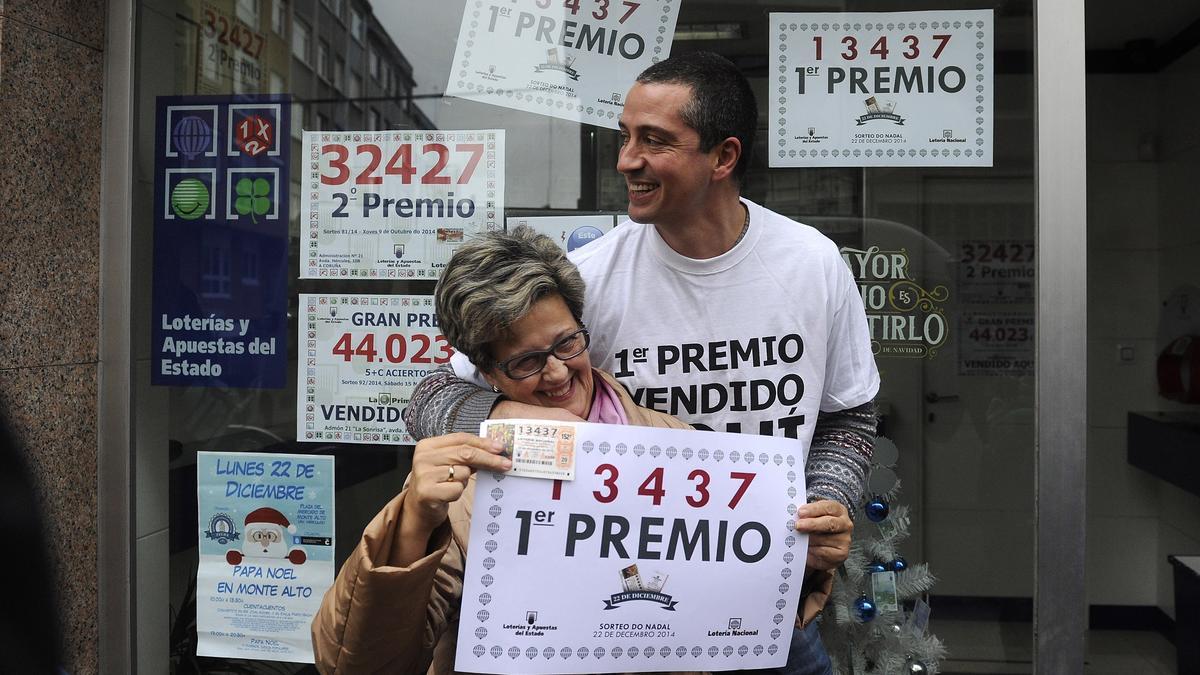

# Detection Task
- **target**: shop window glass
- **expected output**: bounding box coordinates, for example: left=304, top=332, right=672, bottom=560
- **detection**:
left=322, top=0, right=342, bottom=21
left=128, top=1, right=1052, bottom=672
left=235, top=0, right=259, bottom=28
left=291, top=17, right=310, bottom=64
left=350, top=72, right=363, bottom=107
left=317, top=39, right=330, bottom=81
left=350, top=8, right=364, bottom=43
left=241, top=250, right=260, bottom=286
left=270, top=0, right=287, bottom=37
left=200, top=244, right=231, bottom=299
left=332, top=56, right=345, bottom=91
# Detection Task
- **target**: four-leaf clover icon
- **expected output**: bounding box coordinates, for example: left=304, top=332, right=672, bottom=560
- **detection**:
left=235, top=177, right=271, bottom=223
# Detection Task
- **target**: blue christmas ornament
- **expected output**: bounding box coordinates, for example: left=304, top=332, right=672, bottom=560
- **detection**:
left=890, top=556, right=908, bottom=573
left=854, top=595, right=877, bottom=622
left=867, top=562, right=887, bottom=574
left=865, top=496, right=890, bottom=522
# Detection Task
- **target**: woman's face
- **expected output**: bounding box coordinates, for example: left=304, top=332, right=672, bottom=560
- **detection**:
left=484, top=294, right=595, bottom=419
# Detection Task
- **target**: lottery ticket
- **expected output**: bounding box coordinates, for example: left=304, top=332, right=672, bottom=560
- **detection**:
left=619, top=564, right=642, bottom=592
left=481, top=419, right=577, bottom=480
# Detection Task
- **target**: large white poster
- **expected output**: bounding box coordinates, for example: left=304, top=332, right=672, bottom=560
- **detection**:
left=770, top=10, right=993, bottom=167
left=446, top=0, right=681, bottom=129
left=301, top=130, right=503, bottom=278
left=299, top=294, right=453, bottom=445
left=456, top=421, right=808, bottom=673
left=196, top=451, right=335, bottom=662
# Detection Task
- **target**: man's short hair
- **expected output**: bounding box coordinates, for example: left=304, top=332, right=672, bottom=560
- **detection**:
left=636, top=51, right=757, bottom=183
left=434, top=226, right=586, bottom=371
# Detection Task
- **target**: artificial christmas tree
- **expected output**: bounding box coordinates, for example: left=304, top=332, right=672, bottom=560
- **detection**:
left=821, top=436, right=946, bottom=674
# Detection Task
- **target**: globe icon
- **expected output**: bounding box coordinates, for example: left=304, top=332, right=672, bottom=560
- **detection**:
left=172, top=115, right=212, bottom=159
left=170, top=178, right=210, bottom=220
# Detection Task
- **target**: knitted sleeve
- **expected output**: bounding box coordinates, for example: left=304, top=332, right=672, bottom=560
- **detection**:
left=402, top=365, right=503, bottom=439
left=804, top=400, right=878, bottom=516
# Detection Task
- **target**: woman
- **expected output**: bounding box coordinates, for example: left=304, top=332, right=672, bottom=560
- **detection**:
left=311, top=227, right=688, bottom=674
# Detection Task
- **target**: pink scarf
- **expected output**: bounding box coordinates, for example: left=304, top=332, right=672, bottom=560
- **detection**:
left=586, top=370, right=629, bottom=425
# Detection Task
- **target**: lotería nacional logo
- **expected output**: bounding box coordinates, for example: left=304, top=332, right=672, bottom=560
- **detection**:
left=604, top=564, right=677, bottom=610
left=596, top=90, right=625, bottom=107
left=856, top=96, right=906, bottom=126
left=706, top=616, right=760, bottom=637
left=929, top=127, right=967, bottom=144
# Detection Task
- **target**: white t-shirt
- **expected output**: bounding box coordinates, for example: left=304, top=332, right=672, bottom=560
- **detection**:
left=453, top=198, right=879, bottom=454
left=567, top=198, right=879, bottom=454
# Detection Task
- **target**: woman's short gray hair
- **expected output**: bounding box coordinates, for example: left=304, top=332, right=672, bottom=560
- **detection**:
left=435, top=225, right=587, bottom=370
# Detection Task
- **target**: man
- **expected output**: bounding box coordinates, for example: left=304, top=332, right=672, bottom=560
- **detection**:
left=406, top=51, right=879, bottom=673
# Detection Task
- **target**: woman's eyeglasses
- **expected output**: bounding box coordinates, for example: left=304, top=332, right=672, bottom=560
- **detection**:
left=496, top=328, right=590, bottom=379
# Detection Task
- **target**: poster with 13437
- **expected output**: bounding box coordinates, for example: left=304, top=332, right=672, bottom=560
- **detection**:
left=447, top=0, right=681, bottom=128
left=770, top=10, right=993, bottom=167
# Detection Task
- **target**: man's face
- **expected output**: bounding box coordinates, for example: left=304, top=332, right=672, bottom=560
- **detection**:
left=617, top=82, right=718, bottom=228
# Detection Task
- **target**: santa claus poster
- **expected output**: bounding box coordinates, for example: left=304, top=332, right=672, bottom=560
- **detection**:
left=196, top=451, right=335, bottom=662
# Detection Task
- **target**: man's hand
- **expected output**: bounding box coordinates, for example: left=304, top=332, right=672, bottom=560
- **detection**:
left=794, top=499, right=853, bottom=571
left=491, top=400, right=585, bottom=422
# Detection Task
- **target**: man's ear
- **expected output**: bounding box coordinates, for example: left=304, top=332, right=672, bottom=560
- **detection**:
left=711, top=136, right=742, bottom=182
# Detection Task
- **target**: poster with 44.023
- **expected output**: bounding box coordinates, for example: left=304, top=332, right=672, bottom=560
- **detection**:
left=299, top=294, right=454, bottom=445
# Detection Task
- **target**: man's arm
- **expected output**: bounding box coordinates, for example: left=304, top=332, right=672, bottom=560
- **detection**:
left=806, top=399, right=877, bottom=512
left=403, top=365, right=502, bottom=439
left=794, top=399, right=878, bottom=571
left=403, top=366, right=583, bottom=440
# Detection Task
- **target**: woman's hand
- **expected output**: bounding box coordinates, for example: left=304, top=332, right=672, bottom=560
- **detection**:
left=402, top=433, right=512, bottom=538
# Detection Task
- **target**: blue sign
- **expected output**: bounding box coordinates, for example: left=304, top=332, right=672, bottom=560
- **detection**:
left=151, top=95, right=290, bottom=387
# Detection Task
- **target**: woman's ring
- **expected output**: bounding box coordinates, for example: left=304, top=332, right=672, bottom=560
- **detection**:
left=447, top=466, right=456, bottom=482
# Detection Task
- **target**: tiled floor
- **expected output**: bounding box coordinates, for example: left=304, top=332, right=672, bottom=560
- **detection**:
left=934, top=620, right=1176, bottom=674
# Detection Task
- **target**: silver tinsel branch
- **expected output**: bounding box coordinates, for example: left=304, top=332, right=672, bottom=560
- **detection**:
left=821, top=495, right=947, bottom=674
